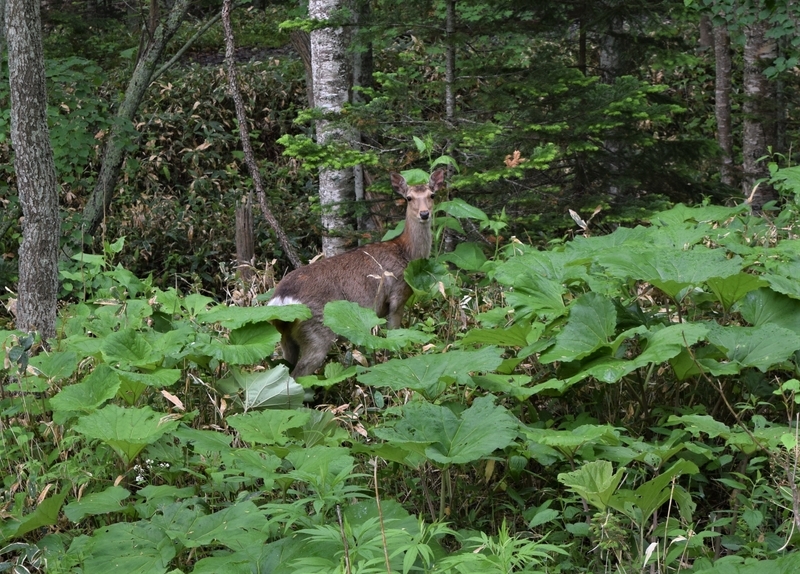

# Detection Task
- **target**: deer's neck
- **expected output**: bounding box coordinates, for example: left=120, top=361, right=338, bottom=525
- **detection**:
left=396, top=218, right=432, bottom=261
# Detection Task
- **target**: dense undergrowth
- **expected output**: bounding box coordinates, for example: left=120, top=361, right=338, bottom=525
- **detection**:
left=4, top=176, right=800, bottom=572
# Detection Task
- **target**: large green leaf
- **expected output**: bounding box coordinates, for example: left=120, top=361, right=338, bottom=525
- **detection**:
left=356, top=346, right=504, bottom=398
left=763, top=261, right=800, bottom=300
left=372, top=395, right=518, bottom=466
left=287, top=445, right=354, bottom=476
left=323, top=300, right=431, bottom=351
left=706, top=323, right=800, bottom=372
left=29, top=350, right=78, bottom=382
left=80, top=521, right=176, bottom=574
left=557, top=460, right=624, bottom=511
left=737, top=288, right=800, bottom=332
left=112, top=367, right=182, bottom=388
left=439, top=242, right=488, bottom=271
left=50, top=363, right=121, bottom=414
left=101, top=328, right=164, bottom=368
left=692, top=553, right=800, bottom=574
left=12, top=489, right=68, bottom=539
left=73, top=405, right=181, bottom=464
left=199, top=322, right=281, bottom=365
left=64, top=486, right=131, bottom=522
left=540, top=292, right=616, bottom=363
left=199, top=303, right=311, bottom=330
left=598, top=247, right=743, bottom=299
left=533, top=322, right=707, bottom=393
left=181, top=501, right=267, bottom=550
left=227, top=365, right=305, bottom=410
left=649, top=203, right=748, bottom=227
left=706, top=273, right=767, bottom=311
left=228, top=409, right=312, bottom=446
left=666, top=414, right=731, bottom=439
left=524, top=424, right=620, bottom=458
left=461, top=323, right=537, bottom=348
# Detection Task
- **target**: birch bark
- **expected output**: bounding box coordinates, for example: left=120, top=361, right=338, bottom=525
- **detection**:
left=310, top=0, right=355, bottom=257
left=742, top=20, right=776, bottom=209
left=713, top=23, right=735, bottom=187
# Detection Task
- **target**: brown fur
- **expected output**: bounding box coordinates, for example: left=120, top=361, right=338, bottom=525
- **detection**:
left=268, top=170, right=445, bottom=376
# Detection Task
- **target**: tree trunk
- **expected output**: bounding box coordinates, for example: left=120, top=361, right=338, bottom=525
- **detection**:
left=81, top=0, right=191, bottom=237
left=599, top=14, right=625, bottom=197
left=235, top=201, right=255, bottom=281
left=742, top=20, right=777, bottom=209
left=713, top=23, right=735, bottom=188
left=290, top=30, right=314, bottom=107
left=352, top=0, right=373, bottom=233
left=444, top=0, right=456, bottom=122
left=6, top=0, right=60, bottom=338
left=698, top=14, right=713, bottom=51
left=599, top=14, right=624, bottom=85
left=310, top=0, right=355, bottom=258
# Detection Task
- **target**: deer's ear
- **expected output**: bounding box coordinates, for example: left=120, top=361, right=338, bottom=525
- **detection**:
left=429, top=169, right=445, bottom=192
left=390, top=172, right=408, bottom=196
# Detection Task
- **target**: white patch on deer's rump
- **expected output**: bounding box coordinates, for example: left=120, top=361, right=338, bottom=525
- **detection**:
left=268, top=295, right=304, bottom=307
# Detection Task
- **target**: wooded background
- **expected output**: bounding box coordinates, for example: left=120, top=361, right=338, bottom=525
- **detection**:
left=2, top=0, right=798, bottom=318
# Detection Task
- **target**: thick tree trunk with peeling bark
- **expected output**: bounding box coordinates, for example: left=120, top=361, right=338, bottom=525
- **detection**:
left=310, top=0, right=355, bottom=258
left=713, top=23, right=735, bottom=188
left=81, top=0, right=191, bottom=236
left=742, top=20, right=777, bottom=209
left=6, top=0, right=60, bottom=338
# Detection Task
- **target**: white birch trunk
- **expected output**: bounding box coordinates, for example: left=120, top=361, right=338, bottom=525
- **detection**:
left=713, top=23, right=735, bottom=188
left=310, top=0, right=355, bottom=257
left=742, top=20, right=777, bottom=209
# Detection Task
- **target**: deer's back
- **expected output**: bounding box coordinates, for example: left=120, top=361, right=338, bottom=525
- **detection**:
left=270, top=239, right=412, bottom=318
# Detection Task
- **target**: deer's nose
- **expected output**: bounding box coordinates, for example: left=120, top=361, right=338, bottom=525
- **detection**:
left=420, top=211, right=430, bottom=220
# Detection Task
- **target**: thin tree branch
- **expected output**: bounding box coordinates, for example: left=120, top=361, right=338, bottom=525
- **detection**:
left=152, top=4, right=245, bottom=83
left=221, top=0, right=302, bottom=269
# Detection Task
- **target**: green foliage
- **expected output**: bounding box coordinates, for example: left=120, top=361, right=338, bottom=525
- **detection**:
left=5, top=201, right=800, bottom=570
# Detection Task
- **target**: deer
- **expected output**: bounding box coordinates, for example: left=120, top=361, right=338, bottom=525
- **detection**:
left=267, top=169, right=445, bottom=377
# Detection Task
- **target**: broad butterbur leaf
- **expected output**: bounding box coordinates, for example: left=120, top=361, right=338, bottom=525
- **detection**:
left=373, top=395, right=518, bottom=466
left=609, top=459, right=698, bottom=524
left=199, top=322, right=281, bottom=365
left=73, top=405, right=181, bottom=464
left=181, top=501, right=267, bottom=550
left=28, top=350, right=77, bottom=382
left=598, top=247, right=743, bottom=299
left=113, top=366, right=182, bottom=388
left=199, top=303, right=311, bottom=330
left=357, top=346, right=504, bottom=398
left=540, top=292, right=616, bottom=363
left=706, top=274, right=767, bottom=311
left=50, top=363, right=121, bottom=414
left=64, top=486, right=131, bottom=522
left=228, top=409, right=311, bottom=445
left=230, top=365, right=305, bottom=410
left=706, top=323, right=800, bottom=372
left=323, top=300, right=431, bottom=351
left=439, top=242, right=488, bottom=271
left=79, top=521, right=176, bottom=574
left=737, top=288, right=800, bottom=332
left=101, top=328, right=164, bottom=368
